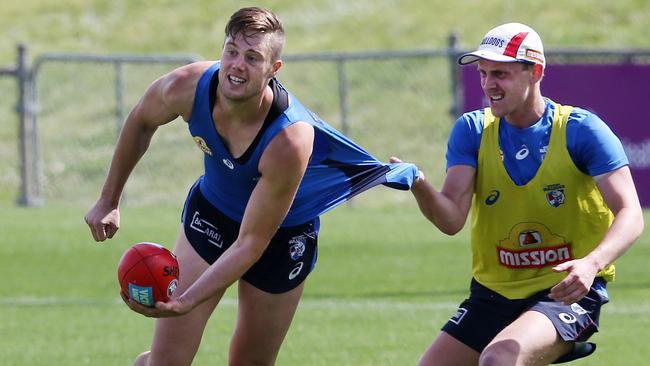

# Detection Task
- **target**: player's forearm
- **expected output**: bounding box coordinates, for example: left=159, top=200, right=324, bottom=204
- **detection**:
left=585, top=205, right=644, bottom=272
left=179, top=238, right=266, bottom=308
left=411, top=177, right=466, bottom=235
left=99, top=119, right=158, bottom=205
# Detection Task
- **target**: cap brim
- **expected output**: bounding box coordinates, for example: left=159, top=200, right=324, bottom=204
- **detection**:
left=457, top=50, right=519, bottom=65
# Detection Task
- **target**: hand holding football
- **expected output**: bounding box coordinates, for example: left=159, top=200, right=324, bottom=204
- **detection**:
left=117, top=242, right=179, bottom=307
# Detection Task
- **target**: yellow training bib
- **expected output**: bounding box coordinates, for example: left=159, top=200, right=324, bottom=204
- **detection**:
left=471, top=102, right=615, bottom=299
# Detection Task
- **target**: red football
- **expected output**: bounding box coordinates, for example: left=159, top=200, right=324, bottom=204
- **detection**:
left=117, top=242, right=179, bottom=307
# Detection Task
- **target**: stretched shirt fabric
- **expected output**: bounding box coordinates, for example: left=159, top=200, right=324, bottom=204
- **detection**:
left=188, top=62, right=418, bottom=227
left=457, top=102, right=623, bottom=299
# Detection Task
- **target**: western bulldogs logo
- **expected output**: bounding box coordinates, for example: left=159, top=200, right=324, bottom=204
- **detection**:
left=543, top=184, right=566, bottom=208
left=288, top=236, right=306, bottom=261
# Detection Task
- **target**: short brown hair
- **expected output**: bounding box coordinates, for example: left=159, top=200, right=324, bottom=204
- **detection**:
left=225, top=7, right=285, bottom=60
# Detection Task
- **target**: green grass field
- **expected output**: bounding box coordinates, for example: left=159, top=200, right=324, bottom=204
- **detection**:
left=1, top=202, right=648, bottom=365
left=2, top=1, right=649, bottom=365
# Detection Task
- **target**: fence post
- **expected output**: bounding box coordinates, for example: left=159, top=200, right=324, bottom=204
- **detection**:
left=448, top=33, right=463, bottom=120
left=16, top=44, right=43, bottom=206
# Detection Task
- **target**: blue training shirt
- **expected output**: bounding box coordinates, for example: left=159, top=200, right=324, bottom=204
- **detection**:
left=446, top=99, right=628, bottom=185
left=188, top=62, right=419, bottom=226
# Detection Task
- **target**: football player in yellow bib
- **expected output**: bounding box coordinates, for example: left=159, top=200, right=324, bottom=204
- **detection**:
left=395, top=22, right=644, bottom=365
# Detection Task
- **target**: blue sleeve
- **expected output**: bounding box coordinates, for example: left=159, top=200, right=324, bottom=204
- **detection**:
left=383, top=162, right=420, bottom=190
left=446, top=111, right=483, bottom=170
left=566, top=108, right=629, bottom=176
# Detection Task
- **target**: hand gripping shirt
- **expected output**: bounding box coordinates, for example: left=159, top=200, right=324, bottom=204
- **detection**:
left=188, top=62, right=418, bottom=227
left=470, top=103, right=616, bottom=299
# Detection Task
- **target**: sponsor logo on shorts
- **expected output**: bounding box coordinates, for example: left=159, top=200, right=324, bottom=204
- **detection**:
left=289, top=236, right=306, bottom=261
left=449, top=307, right=468, bottom=325
left=289, top=262, right=304, bottom=280
left=571, top=303, right=588, bottom=315
left=129, top=284, right=154, bottom=307
left=190, top=211, right=224, bottom=248
left=304, top=230, right=317, bottom=239
left=167, top=279, right=178, bottom=298
left=559, top=312, right=577, bottom=324
left=497, top=244, right=572, bottom=268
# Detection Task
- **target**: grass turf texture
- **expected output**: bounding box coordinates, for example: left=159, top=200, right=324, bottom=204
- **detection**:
left=2, top=1, right=650, bottom=208
left=2, top=1, right=650, bottom=364
left=1, top=203, right=649, bottom=365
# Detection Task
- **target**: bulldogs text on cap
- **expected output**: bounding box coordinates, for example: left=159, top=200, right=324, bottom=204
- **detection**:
left=458, top=23, right=545, bottom=67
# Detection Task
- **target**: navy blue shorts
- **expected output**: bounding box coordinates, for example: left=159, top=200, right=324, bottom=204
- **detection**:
left=442, top=277, right=609, bottom=352
left=181, top=183, right=319, bottom=294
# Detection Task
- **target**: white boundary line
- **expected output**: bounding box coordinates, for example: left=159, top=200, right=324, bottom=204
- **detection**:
left=2, top=297, right=649, bottom=314
left=0, top=296, right=455, bottom=310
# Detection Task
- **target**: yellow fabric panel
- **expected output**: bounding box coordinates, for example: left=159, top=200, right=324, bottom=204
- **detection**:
left=471, top=102, right=614, bottom=299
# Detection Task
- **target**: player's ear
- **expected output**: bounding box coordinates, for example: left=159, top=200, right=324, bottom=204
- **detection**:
left=271, top=59, right=283, bottom=77
left=532, top=63, right=544, bottom=82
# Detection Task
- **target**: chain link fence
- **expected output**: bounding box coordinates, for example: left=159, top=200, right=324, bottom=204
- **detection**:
left=280, top=50, right=456, bottom=207
left=30, top=54, right=202, bottom=208
left=2, top=46, right=459, bottom=208
left=4, top=45, right=649, bottom=208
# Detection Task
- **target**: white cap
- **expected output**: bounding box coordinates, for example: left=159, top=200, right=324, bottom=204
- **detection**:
left=458, top=23, right=545, bottom=67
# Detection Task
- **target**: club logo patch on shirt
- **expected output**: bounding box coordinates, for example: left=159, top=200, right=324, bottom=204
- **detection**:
left=543, top=183, right=566, bottom=208
left=559, top=312, right=577, bottom=324
left=193, top=136, right=213, bottom=156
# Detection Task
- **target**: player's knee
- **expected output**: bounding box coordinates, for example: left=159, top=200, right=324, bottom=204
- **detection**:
left=133, top=351, right=150, bottom=366
left=229, top=351, right=275, bottom=366
left=138, top=349, right=193, bottom=366
left=479, top=341, right=519, bottom=366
